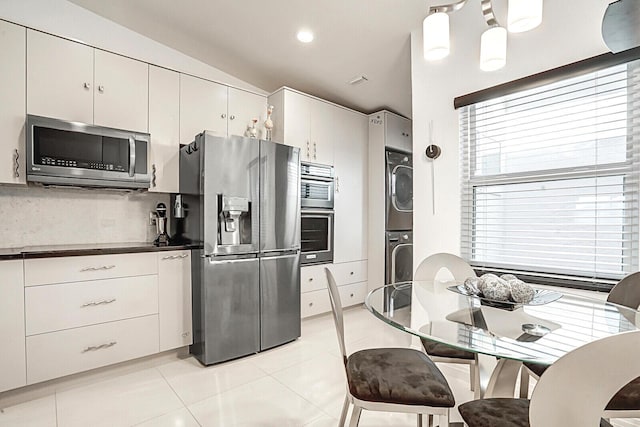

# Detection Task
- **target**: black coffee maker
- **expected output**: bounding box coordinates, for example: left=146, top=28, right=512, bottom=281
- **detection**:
left=153, top=202, right=170, bottom=246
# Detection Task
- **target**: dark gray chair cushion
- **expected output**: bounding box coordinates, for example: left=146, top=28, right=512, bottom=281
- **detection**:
left=421, top=338, right=475, bottom=360
left=459, top=398, right=530, bottom=427
left=459, top=398, right=614, bottom=427
left=607, top=376, right=640, bottom=410
left=523, top=362, right=548, bottom=378
left=346, top=348, right=455, bottom=407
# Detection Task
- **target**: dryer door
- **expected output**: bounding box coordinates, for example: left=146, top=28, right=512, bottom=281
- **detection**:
left=386, top=151, right=413, bottom=230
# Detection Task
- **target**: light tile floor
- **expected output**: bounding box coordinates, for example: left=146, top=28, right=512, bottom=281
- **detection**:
left=0, top=305, right=638, bottom=426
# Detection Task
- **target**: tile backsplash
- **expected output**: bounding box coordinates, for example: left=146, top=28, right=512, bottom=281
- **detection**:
left=0, top=185, right=170, bottom=248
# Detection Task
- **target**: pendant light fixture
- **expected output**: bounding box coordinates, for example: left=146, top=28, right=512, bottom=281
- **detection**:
left=422, top=0, right=542, bottom=71
left=479, top=0, right=507, bottom=71
left=508, top=0, right=543, bottom=33
left=423, top=12, right=450, bottom=60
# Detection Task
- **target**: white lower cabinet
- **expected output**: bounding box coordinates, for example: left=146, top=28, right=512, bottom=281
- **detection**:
left=300, top=260, right=368, bottom=318
left=301, top=288, right=332, bottom=318
left=26, top=315, right=159, bottom=384
left=10, top=250, right=194, bottom=391
left=0, top=260, right=26, bottom=393
left=158, top=251, right=193, bottom=351
left=25, top=275, right=159, bottom=336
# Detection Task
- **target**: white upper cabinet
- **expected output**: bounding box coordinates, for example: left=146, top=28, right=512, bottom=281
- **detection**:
left=149, top=66, right=180, bottom=193
left=27, top=29, right=94, bottom=124
left=228, top=87, right=266, bottom=138
left=384, top=112, right=412, bottom=153
left=283, top=90, right=311, bottom=155
left=0, top=21, right=26, bottom=185
left=180, top=74, right=228, bottom=143
left=0, top=260, right=26, bottom=393
left=309, top=99, right=334, bottom=165
left=334, top=109, right=368, bottom=263
left=93, top=50, right=148, bottom=132
left=277, top=89, right=334, bottom=165
left=27, top=30, right=148, bottom=133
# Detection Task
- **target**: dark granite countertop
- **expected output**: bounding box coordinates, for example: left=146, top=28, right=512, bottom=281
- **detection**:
left=0, top=242, right=201, bottom=260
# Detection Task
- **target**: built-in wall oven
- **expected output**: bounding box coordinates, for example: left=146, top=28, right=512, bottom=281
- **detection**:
left=300, top=162, right=334, bottom=265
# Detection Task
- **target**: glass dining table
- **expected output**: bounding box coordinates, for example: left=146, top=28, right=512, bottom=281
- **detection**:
left=365, top=281, right=640, bottom=399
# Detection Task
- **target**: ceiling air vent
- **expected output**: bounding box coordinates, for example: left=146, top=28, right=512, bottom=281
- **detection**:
left=347, top=75, right=369, bottom=85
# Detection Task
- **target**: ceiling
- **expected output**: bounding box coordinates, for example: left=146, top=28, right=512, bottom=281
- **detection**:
left=68, top=0, right=428, bottom=117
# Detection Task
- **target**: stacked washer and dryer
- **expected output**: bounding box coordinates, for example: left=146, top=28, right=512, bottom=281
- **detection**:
left=368, top=111, right=413, bottom=309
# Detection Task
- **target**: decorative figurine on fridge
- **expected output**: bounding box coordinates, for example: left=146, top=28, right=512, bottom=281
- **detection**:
left=264, top=105, right=274, bottom=141
left=247, top=119, right=258, bottom=138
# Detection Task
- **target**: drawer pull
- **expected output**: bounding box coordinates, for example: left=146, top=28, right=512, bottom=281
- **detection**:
left=350, top=272, right=354, bottom=275
left=82, top=341, right=117, bottom=353
left=350, top=293, right=354, bottom=297
left=309, top=302, right=313, bottom=307
left=161, top=254, right=189, bottom=260
left=81, top=298, right=116, bottom=307
left=309, top=278, right=313, bottom=282
left=80, top=265, right=116, bottom=272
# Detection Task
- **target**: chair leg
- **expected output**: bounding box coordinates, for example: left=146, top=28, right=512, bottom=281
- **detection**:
left=469, top=363, right=476, bottom=392
left=440, top=409, right=449, bottom=427
left=519, top=367, right=530, bottom=399
left=339, top=394, right=349, bottom=427
left=348, top=405, right=362, bottom=427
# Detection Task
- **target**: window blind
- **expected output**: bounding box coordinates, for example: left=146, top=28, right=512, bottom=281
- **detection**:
left=459, top=58, right=640, bottom=287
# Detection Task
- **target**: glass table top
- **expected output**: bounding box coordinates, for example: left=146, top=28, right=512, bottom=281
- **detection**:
left=365, top=281, right=640, bottom=366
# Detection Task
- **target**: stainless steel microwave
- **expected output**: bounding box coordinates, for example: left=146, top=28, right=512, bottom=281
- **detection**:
left=26, top=115, right=151, bottom=189
left=300, top=162, right=334, bottom=209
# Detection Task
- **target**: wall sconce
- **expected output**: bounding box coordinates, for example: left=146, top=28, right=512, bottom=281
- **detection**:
left=423, top=0, right=543, bottom=71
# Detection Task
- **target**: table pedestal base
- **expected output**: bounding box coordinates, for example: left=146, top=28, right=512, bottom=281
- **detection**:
left=475, top=355, right=522, bottom=399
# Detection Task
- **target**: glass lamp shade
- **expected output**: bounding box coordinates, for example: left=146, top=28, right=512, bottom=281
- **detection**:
left=508, top=0, right=543, bottom=33
left=480, top=26, right=507, bottom=71
left=423, top=12, right=450, bottom=61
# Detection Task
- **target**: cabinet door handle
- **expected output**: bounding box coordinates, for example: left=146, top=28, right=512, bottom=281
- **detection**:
left=221, top=114, right=227, bottom=119
left=230, top=115, right=235, bottom=120
left=313, top=142, right=317, bottom=160
left=83, top=82, right=91, bottom=90
left=162, top=253, right=188, bottom=260
left=82, top=341, right=117, bottom=353
left=308, top=277, right=313, bottom=282
left=350, top=293, right=354, bottom=298
left=350, top=271, right=354, bottom=275
left=306, top=141, right=310, bottom=159
left=152, top=164, right=157, bottom=188
left=13, top=149, right=19, bottom=178
left=80, top=265, right=116, bottom=272
left=309, top=302, right=314, bottom=307
left=335, top=176, right=339, bottom=193
left=81, top=298, right=116, bottom=308
left=98, top=85, right=105, bottom=93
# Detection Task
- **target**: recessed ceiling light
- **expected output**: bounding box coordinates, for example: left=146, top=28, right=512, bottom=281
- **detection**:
left=297, top=30, right=314, bottom=43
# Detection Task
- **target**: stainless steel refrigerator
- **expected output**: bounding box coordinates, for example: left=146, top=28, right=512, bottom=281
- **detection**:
left=180, top=133, right=301, bottom=365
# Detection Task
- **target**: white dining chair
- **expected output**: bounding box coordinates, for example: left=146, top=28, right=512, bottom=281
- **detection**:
left=459, top=329, right=640, bottom=427
left=414, top=253, right=478, bottom=392
left=324, top=268, right=455, bottom=427
left=520, top=271, right=640, bottom=422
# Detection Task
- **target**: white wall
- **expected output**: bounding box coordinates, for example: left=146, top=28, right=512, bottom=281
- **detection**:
left=0, top=0, right=267, bottom=94
left=410, top=0, right=612, bottom=267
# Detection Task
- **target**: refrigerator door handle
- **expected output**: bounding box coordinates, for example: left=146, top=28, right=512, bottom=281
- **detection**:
left=261, top=248, right=300, bottom=255
left=201, top=252, right=260, bottom=260
left=260, top=250, right=300, bottom=260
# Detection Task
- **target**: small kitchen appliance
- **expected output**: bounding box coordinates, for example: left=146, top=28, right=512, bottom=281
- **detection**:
left=153, top=202, right=170, bottom=246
